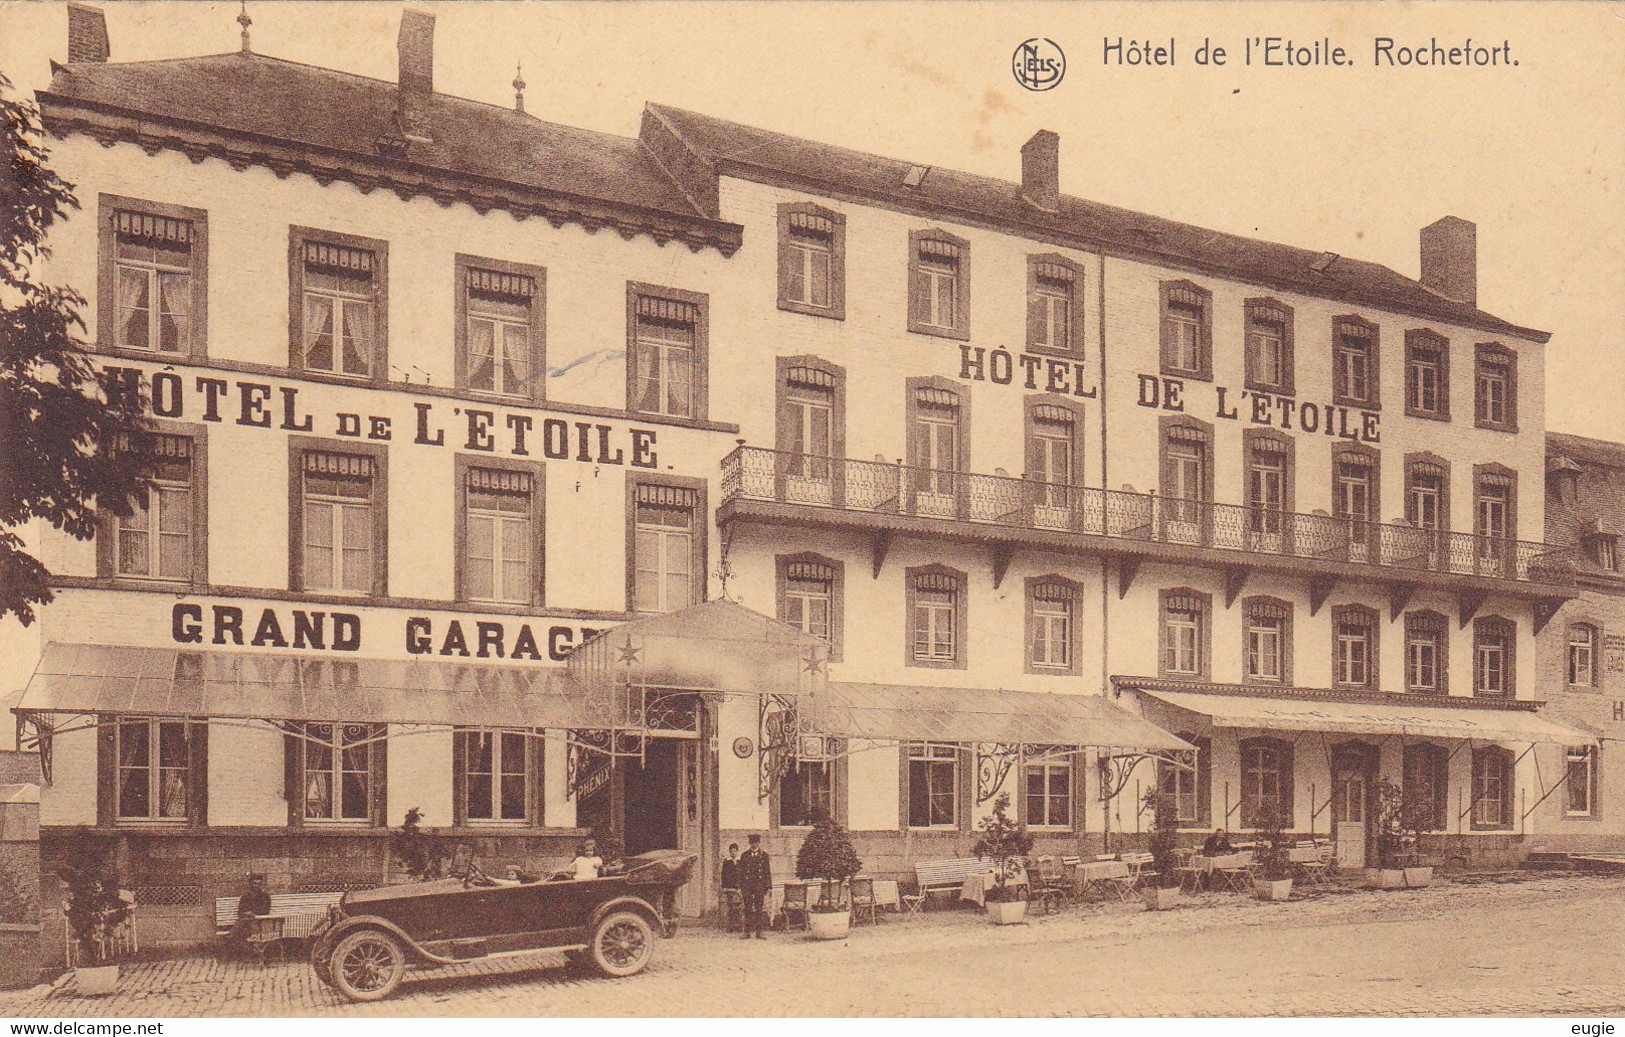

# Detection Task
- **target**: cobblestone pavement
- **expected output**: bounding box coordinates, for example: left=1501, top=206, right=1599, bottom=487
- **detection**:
left=5, top=873, right=1623, bottom=1017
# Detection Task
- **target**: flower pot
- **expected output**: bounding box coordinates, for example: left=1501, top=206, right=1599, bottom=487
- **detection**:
left=1404, top=866, right=1434, bottom=888
left=1375, top=869, right=1406, bottom=889
left=1142, top=885, right=1181, bottom=911
left=1253, top=877, right=1294, bottom=902
left=807, top=909, right=850, bottom=940
left=985, top=898, right=1028, bottom=925
left=73, top=964, right=120, bottom=996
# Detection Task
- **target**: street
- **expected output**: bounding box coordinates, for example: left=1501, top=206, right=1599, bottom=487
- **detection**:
left=6, top=873, right=1623, bottom=1017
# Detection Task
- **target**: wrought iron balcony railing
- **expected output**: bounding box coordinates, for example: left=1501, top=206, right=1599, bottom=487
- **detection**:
left=720, top=445, right=1575, bottom=587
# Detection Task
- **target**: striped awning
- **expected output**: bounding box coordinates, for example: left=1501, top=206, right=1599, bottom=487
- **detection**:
left=468, top=268, right=534, bottom=299
left=304, top=452, right=374, bottom=477
left=786, top=560, right=837, bottom=582
left=1166, top=285, right=1206, bottom=308
left=467, top=467, right=531, bottom=493
left=917, top=238, right=960, bottom=260
left=636, top=296, right=700, bottom=323
left=787, top=210, right=835, bottom=234
left=114, top=431, right=192, bottom=458
left=1033, top=260, right=1075, bottom=283
left=303, top=241, right=374, bottom=274
left=1248, top=301, right=1291, bottom=325
left=914, top=386, right=960, bottom=408
left=1336, top=319, right=1375, bottom=340
left=115, top=211, right=192, bottom=244
left=636, top=483, right=697, bottom=508
left=1031, top=403, right=1076, bottom=425
left=785, top=365, right=837, bottom=391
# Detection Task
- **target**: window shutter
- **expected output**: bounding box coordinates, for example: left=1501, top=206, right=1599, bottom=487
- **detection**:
left=897, top=746, right=911, bottom=831
left=957, top=745, right=974, bottom=833
left=1158, top=297, right=1173, bottom=371
left=283, top=727, right=303, bottom=828
left=1026, top=289, right=1046, bottom=348
left=1196, top=737, right=1212, bottom=828
left=776, top=215, right=795, bottom=305
left=1071, top=753, right=1088, bottom=835
left=1279, top=742, right=1295, bottom=824
left=370, top=727, right=389, bottom=826
left=528, top=736, right=545, bottom=826
left=96, top=718, right=116, bottom=827
left=908, top=263, right=930, bottom=325
left=189, top=721, right=209, bottom=827
left=1025, top=430, right=1045, bottom=483
left=451, top=730, right=467, bottom=827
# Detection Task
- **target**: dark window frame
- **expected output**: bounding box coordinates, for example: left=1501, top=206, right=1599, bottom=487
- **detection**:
left=96, top=423, right=211, bottom=587
left=1025, top=253, right=1087, bottom=358
left=775, top=551, right=845, bottom=663
left=1239, top=735, right=1294, bottom=830
left=1018, top=751, right=1081, bottom=832
left=905, top=564, right=969, bottom=670
left=774, top=355, right=848, bottom=504
left=288, top=225, right=389, bottom=387
left=1243, top=297, right=1295, bottom=395
left=451, top=728, right=543, bottom=827
left=453, top=253, right=547, bottom=404
left=777, top=202, right=847, bottom=320
left=1405, top=452, right=1453, bottom=532
left=1158, top=732, right=1211, bottom=829
left=772, top=754, right=849, bottom=829
left=1473, top=342, right=1519, bottom=432
left=899, top=741, right=972, bottom=832
left=1159, top=280, right=1213, bottom=381
left=906, top=229, right=971, bottom=341
left=96, top=714, right=208, bottom=828
left=1331, top=315, right=1381, bottom=410
left=1472, top=614, right=1517, bottom=699
left=1024, top=393, right=1086, bottom=494
left=283, top=721, right=388, bottom=828
left=1564, top=744, right=1598, bottom=819
left=286, top=436, right=389, bottom=598
left=1241, top=595, right=1294, bottom=686
left=1470, top=745, right=1515, bottom=830
left=1402, top=742, right=1450, bottom=831
left=1159, top=586, right=1213, bottom=680
left=1331, top=603, right=1380, bottom=690
left=625, top=473, right=708, bottom=614
left=1404, top=609, right=1450, bottom=695
left=625, top=282, right=710, bottom=421
left=1025, top=574, right=1083, bottom=676
left=453, top=454, right=546, bottom=608
left=97, top=193, right=210, bottom=359
left=1404, top=328, right=1451, bottom=421
left=1567, top=621, right=1600, bottom=688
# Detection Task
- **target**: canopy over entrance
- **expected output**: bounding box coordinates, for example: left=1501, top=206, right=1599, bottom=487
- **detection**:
left=800, top=682, right=1190, bottom=752
left=1120, top=678, right=1598, bottom=745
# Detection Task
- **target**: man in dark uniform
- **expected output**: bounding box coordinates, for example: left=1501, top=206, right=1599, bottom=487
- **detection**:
left=720, top=842, right=744, bottom=932
left=739, top=834, right=772, bottom=939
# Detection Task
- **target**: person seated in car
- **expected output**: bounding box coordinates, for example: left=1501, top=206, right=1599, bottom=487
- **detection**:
left=570, top=838, right=604, bottom=879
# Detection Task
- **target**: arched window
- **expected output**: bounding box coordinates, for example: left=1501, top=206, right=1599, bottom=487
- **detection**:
left=1402, top=743, right=1449, bottom=831
left=1240, top=737, right=1294, bottom=830
left=1157, top=733, right=1211, bottom=828
left=1473, top=616, right=1517, bottom=698
left=1470, top=746, right=1515, bottom=829
left=1242, top=597, right=1293, bottom=685
left=1404, top=610, right=1449, bottom=695
left=1332, top=604, right=1379, bottom=689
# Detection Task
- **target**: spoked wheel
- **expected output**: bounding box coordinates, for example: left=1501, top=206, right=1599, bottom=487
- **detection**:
left=589, top=911, right=655, bottom=977
left=329, top=929, right=407, bottom=1002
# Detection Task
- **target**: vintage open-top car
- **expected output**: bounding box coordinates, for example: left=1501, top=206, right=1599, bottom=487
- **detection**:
left=310, top=849, right=697, bottom=1002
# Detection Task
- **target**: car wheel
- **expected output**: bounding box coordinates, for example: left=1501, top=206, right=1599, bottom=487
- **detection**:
left=330, top=929, right=407, bottom=1002
left=589, top=911, right=655, bottom=978
left=310, top=939, right=334, bottom=988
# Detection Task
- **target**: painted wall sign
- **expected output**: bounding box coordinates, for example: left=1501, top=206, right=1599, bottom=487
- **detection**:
left=104, top=365, right=662, bottom=468
left=1604, top=633, right=1625, bottom=674
left=957, top=345, right=1098, bottom=399
left=170, top=601, right=608, bottom=662
left=1135, top=372, right=1381, bottom=443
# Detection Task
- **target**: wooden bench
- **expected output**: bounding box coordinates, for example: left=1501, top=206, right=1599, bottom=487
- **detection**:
left=902, top=857, right=995, bottom=914
left=215, top=892, right=348, bottom=942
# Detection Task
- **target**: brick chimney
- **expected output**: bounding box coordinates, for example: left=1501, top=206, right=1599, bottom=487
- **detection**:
left=1420, top=216, right=1476, bottom=307
left=396, top=9, right=435, bottom=142
left=1020, top=130, right=1060, bottom=212
left=67, top=4, right=109, bottom=64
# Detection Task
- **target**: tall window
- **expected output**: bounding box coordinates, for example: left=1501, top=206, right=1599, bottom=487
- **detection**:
left=1333, top=605, right=1378, bottom=689
left=909, top=386, right=963, bottom=502
left=1161, top=422, right=1211, bottom=535
left=1405, top=611, right=1449, bottom=695
left=1565, top=746, right=1597, bottom=817
left=632, top=483, right=699, bottom=613
left=1406, top=458, right=1450, bottom=532
left=1027, top=256, right=1081, bottom=356
left=1402, top=743, right=1449, bottom=831
left=778, top=204, right=845, bottom=319
left=909, top=569, right=963, bottom=667
left=1160, top=282, right=1211, bottom=379
left=301, top=452, right=377, bottom=595
left=1244, top=299, right=1294, bottom=394
left=628, top=288, right=706, bottom=419
left=1026, top=401, right=1080, bottom=510
left=1240, top=738, right=1293, bottom=830
left=1158, top=735, right=1209, bottom=826
left=906, top=743, right=960, bottom=829
left=780, top=556, right=839, bottom=658
left=1473, top=471, right=1516, bottom=570
left=107, top=205, right=200, bottom=354
left=1246, top=435, right=1291, bottom=537
left=1589, top=534, right=1618, bottom=572
left=1024, top=758, right=1072, bottom=828
left=303, top=723, right=376, bottom=823
left=908, top=231, right=969, bottom=339
left=113, top=434, right=195, bottom=582
left=1475, top=344, right=1517, bottom=430
left=1244, top=598, right=1291, bottom=684
left=458, top=729, right=531, bottom=824
left=1334, top=446, right=1379, bottom=558
left=1405, top=330, right=1450, bottom=420
left=1332, top=318, right=1379, bottom=408
left=458, top=259, right=543, bottom=401
left=111, top=717, right=193, bottom=822
left=1473, top=617, right=1515, bottom=698
left=1470, top=747, right=1514, bottom=829
left=783, top=375, right=834, bottom=481
left=462, top=467, right=537, bottom=605
left=293, top=232, right=385, bottom=380
left=1161, top=590, right=1208, bottom=678
left=1568, top=624, right=1598, bottom=687
left=1027, top=579, right=1076, bottom=673
left=779, top=760, right=837, bottom=827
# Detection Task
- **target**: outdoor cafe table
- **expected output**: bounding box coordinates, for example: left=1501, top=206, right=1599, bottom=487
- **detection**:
left=1073, top=859, right=1131, bottom=896
left=958, top=868, right=1029, bottom=907
left=769, top=877, right=900, bottom=922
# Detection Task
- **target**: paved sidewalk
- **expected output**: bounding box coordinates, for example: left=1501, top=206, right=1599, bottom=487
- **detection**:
left=4, top=873, right=1622, bottom=1017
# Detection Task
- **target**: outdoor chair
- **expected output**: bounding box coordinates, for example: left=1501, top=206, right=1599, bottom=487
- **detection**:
left=849, top=877, right=878, bottom=925
left=780, top=881, right=810, bottom=931
left=1211, top=851, right=1255, bottom=892
left=1028, top=857, right=1069, bottom=915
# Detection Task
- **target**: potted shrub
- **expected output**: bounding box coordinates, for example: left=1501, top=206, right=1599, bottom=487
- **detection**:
left=1142, top=790, right=1182, bottom=911
left=972, top=794, right=1034, bottom=925
left=58, top=844, right=131, bottom=995
left=794, top=814, right=862, bottom=940
left=1373, top=780, right=1434, bottom=888
left=1250, top=807, right=1294, bottom=902
left=391, top=807, right=447, bottom=881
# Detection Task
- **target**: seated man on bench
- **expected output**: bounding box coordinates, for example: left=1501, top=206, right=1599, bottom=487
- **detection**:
left=227, top=873, right=273, bottom=957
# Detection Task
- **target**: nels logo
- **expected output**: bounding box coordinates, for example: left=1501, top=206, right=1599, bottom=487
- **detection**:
left=1013, top=38, right=1066, bottom=92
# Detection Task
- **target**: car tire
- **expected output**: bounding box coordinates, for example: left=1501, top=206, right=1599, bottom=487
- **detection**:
left=329, top=929, right=407, bottom=1002
left=589, top=910, right=655, bottom=978
left=311, top=939, right=334, bottom=988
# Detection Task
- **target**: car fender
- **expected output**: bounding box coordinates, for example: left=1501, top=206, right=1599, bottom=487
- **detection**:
left=587, top=895, right=665, bottom=937
left=319, top=914, right=436, bottom=964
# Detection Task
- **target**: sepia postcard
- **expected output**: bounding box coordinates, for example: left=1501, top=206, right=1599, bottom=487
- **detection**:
left=0, top=0, right=1621, bottom=1022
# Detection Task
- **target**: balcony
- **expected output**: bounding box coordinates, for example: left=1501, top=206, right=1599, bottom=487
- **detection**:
left=718, top=445, right=1576, bottom=619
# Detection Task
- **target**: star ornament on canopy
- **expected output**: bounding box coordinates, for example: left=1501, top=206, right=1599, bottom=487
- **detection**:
left=615, top=638, right=642, bottom=666
left=802, top=647, right=826, bottom=674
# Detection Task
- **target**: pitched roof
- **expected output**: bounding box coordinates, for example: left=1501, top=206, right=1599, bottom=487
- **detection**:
left=1546, top=433, right=1625, bottom=577
left=39, top=54, right=741, bottom=253
left=643, top=103, right=1549, bottom=342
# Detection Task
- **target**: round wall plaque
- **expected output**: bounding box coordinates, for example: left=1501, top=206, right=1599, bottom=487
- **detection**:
left=732, top=737, right=754, bottom=759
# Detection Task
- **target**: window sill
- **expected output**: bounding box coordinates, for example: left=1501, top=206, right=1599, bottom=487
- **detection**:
left=907, top=657, right=967, bottom=671
left=1562, top=813, right=1595, bottom=821
left=1161, top=367, right=1212, bottom=383
left=1405, top=407, right=1451, bottom=423
left=1027, top=665, right=1082, bottom=677
left=1332, top=396, right=1380, bottom=412
left=778, top=299, right=845, bottom=322
left=906, top=323, right=970, bottom=343
left=1468, top=825, right=1514, bottom=833
left=1024, top=343, right=1087, bottom=362
left=1474, top=421, right=1519, bottom=434
left=1244, top=381, right=1295, bottom=398
left=96, top=344, right=201, bottom=362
